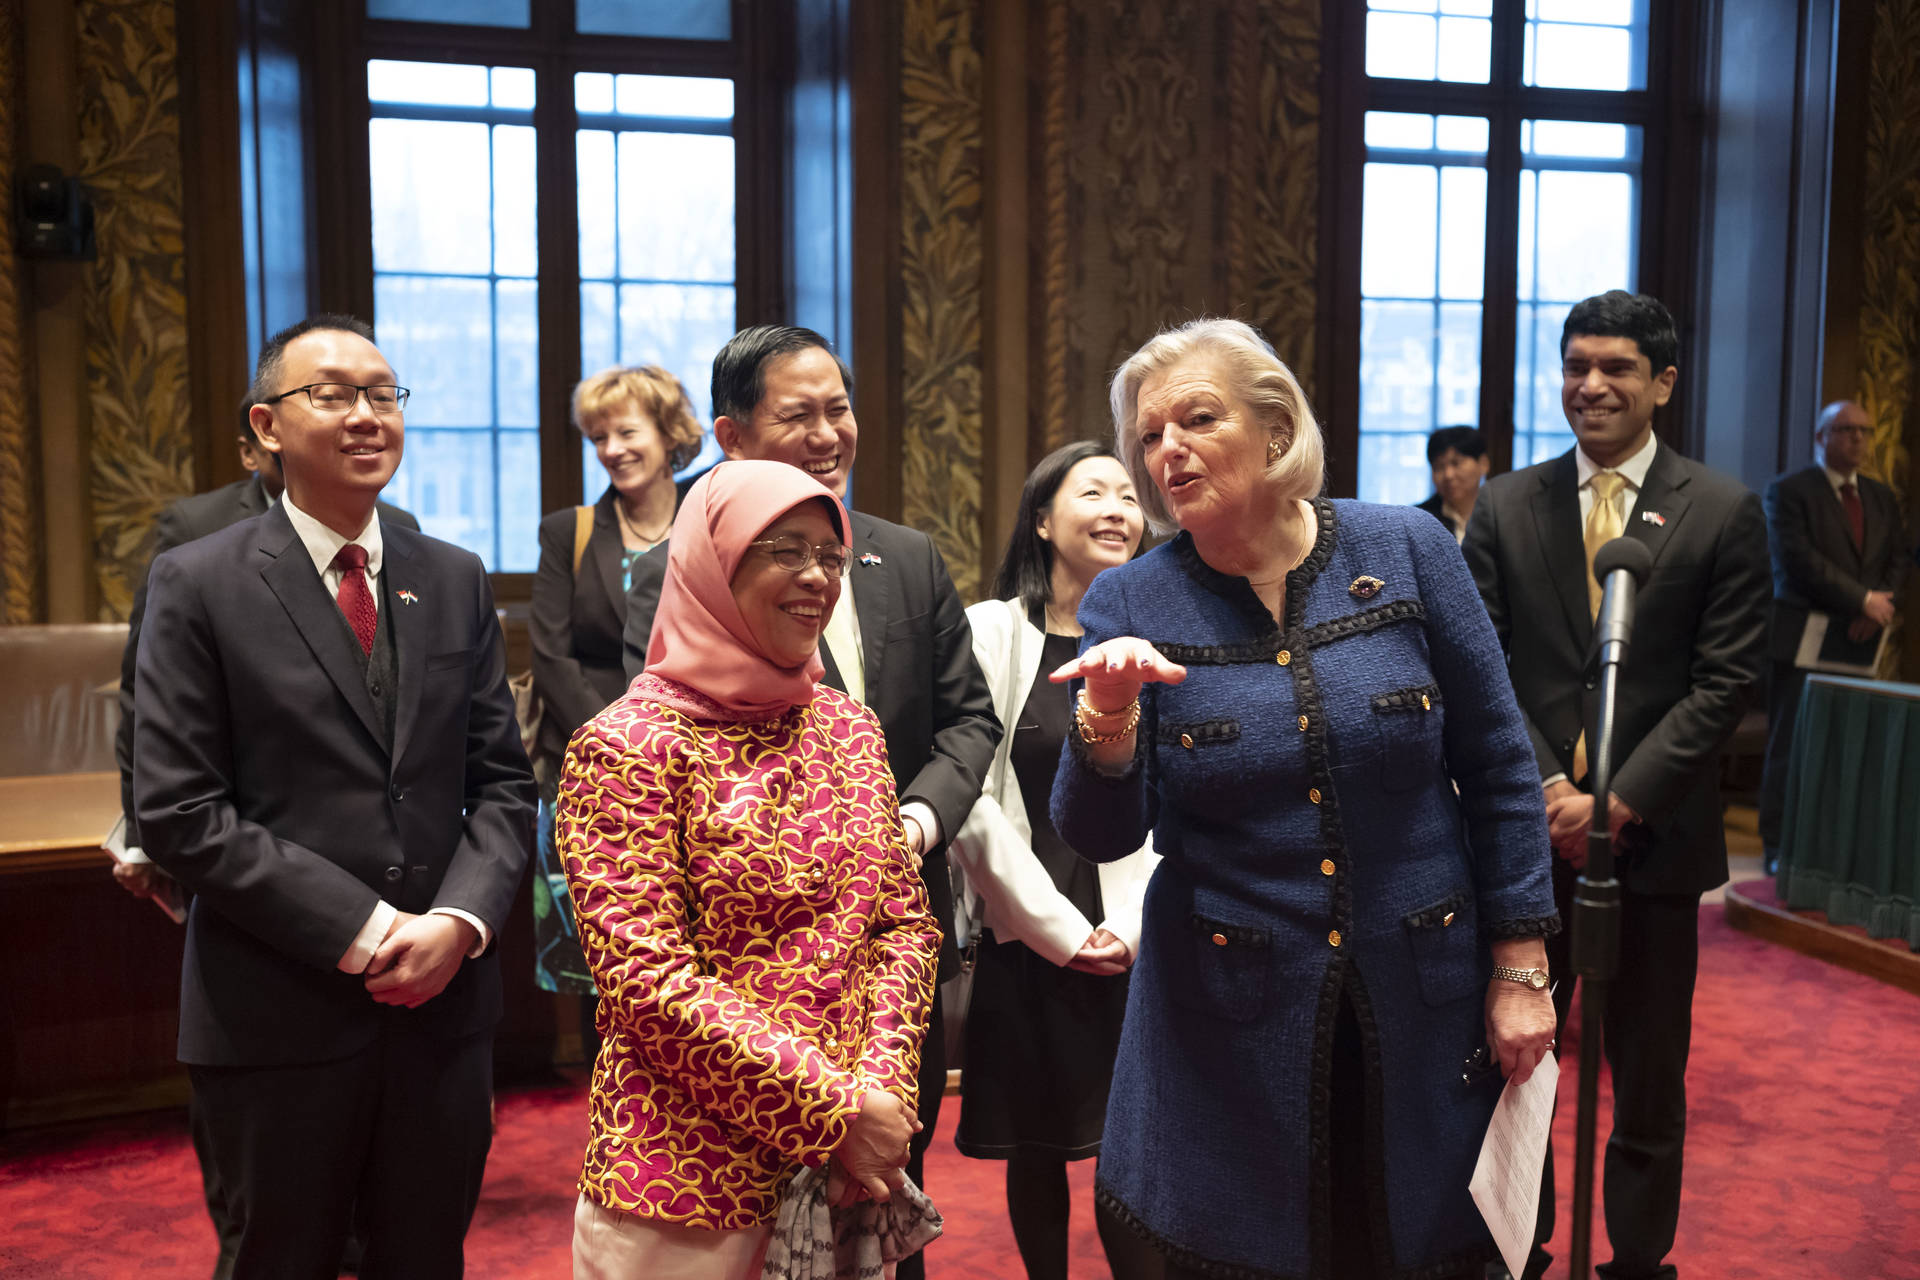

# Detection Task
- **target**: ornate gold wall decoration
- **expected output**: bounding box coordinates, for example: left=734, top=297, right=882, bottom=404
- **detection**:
left=76, top=0, right=192, bottom=621
left=1859, top=0, right=1920, bottom=676
left=899, top=0, right=986, bottom=599
left=1033, top=0, right=1322, bottom=451
left=1235, top=0, right=1320, bottom=400
left=0, top=1, right=42, bottom=625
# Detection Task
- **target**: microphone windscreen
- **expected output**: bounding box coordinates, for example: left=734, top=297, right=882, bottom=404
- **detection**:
left=1593, top=536, right=1653, bottom=585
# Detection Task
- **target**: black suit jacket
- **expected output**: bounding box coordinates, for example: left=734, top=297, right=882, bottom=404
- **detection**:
left=115, top=476, right=418, bottom=844
left=1463, top=443, right=1770, bottom=895
left=529, top=488, right=634, bottom=769
left=1761, top=464, right=1907, bottom=662
left=620, top=509, right=1001, bottom=976
left=1415, top=492, right=1461, bottom=538
left=132, top=504, right=534, bottom=1066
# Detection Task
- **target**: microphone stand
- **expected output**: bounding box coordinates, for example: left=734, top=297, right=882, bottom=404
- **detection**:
left=1567, top=575, right=1631, bottom=1279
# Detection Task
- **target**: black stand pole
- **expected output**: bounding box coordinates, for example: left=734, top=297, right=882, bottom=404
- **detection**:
left=1567, top=644, right=1626, bottom=1278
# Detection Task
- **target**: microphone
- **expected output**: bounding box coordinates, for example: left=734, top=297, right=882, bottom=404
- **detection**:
left=1591, top=537, right=1653, bottom=667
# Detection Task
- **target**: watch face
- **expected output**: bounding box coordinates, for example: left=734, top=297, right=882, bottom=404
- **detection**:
left=1528, top=970, right=1549, bottom=990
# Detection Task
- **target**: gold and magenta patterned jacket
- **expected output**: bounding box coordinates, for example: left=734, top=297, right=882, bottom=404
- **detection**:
left=556, top=674, right=940, bottom=1229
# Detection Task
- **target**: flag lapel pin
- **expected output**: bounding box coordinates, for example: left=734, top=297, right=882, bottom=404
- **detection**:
left=397, top=589, right=419, bottom=604
left=1640, top=511, right=1666, bottom=528
left=859, top=552, right=883, bottom=567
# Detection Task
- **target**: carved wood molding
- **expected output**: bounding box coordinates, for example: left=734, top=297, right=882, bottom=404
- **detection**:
left=0, top=1, right=40, bottom=624
left=76, top=0, right=193, bottom=621
left=899, top=0, right=986, bottom=599
left=1859, top=0, right=1920, bottom=676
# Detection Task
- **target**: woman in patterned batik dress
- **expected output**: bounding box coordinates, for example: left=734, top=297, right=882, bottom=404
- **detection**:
left=557, top=460, right=941, bottom=1278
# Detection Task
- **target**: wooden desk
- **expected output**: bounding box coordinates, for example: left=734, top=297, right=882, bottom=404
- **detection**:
left=0, top=771, right=120, bottom=875
left=1778, top=676, right=1920, bottom=951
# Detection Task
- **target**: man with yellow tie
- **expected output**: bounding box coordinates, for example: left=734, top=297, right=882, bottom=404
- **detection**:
left=1462, top=291, right=1769, bottom=1280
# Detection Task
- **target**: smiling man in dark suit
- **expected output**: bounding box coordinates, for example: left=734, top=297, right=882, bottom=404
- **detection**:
left=110, top=409, right=418, bottom=1280
left=1759, top=400, right=1909, bottom=872
left=1463, top=291, right=1768, bottom=1280
left=133, top=314, right=534, bottom=1280
left=620, top=325, right=1000, bottom=1276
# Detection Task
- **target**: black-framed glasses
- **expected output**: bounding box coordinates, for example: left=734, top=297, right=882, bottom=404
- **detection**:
left=747, top=534, right=850, bottom=578
left=263, top=383, right=411, bottom=415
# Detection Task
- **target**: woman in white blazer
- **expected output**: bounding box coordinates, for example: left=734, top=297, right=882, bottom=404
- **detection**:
left=949, top=441, right=1159, bottom=1280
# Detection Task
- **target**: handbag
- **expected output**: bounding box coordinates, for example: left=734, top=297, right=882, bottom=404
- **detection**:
left=508, top=504, right=596, bottom=759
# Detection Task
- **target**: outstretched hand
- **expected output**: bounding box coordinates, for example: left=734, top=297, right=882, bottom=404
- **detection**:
left=1048, top=637, right=1187, bottom=711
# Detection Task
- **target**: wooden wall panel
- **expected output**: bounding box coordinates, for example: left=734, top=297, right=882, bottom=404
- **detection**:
left=76, top=0, right=193, bottom=621
left=0, top=2, right=41, bottom=625
left=1857, top=0, right=1920, bottom=679
left=898, top=0, right=986, bottom=599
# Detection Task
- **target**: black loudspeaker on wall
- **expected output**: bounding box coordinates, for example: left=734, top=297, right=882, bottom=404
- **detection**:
left=17, top=164, right=96, bottom=261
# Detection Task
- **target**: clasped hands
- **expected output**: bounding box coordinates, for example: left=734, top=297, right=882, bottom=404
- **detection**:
left=825, top=1086, right=922, bottom=1208
left=363, top=911, right=476, bottom=1007
left=1543, top=779, right=1639, bottom=870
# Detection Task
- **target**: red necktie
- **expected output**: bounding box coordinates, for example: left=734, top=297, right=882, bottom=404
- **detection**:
left=1840, top=481, right=1865, bottom=552
left=332, top=544, right=376, bottom=655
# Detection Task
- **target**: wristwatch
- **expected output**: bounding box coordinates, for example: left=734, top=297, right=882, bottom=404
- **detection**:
left=1491, top=965, right=1551, bottom=991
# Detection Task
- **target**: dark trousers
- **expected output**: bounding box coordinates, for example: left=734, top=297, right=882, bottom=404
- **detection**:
left=1532, top=857, right=1699, bottom=1280
left=188, top=1088, right=241, bottom=1280
left=1758, top=659, right=1805, bottom=859
left=895, top=982, right=946, bottom=1280
left=189, top=1026, right=494, bottom=1280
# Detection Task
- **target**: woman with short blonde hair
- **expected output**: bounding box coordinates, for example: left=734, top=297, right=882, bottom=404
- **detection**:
left=1050, top=317, right=1557, bottom=1279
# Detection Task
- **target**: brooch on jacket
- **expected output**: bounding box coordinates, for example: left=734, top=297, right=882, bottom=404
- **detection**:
left=859, top=552, right=883, bottom=567
left=1349, top=575, right=1385, bottom=599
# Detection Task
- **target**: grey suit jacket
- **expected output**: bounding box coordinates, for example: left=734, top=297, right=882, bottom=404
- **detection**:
left=1463, top=443, right=1770, bottom=895
left=116, top=477, right=418, bottom=845
left=1762, top=464, right=1908, bottom=662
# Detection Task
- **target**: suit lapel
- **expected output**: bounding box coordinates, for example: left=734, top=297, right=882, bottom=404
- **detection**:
left=239, top=476, right=269, bottom=519
left=257, top=506, right=386, bottom=751
left=851, top=515, right=892, bottom=698
left=384, top=524, right=426, bottom=764
left=1622, top=443, right=1692, bottom=570
left=588, top=500, right=628, bottom=630
left=1530, top=453, right=1592, bottom=650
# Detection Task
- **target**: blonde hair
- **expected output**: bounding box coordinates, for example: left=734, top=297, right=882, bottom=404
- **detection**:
left=571, top=365, right=704, bottom=472
left=1109, top=318, right=1325, bottom=534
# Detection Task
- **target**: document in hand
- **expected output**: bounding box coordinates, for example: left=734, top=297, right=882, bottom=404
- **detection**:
left=102, top=814, right=188, bottom=925
left=1469, top=1051, right=1559, bottom=1278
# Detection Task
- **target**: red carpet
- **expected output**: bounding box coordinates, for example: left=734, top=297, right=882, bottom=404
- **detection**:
left=4, top=905, right=1919, bottom=1279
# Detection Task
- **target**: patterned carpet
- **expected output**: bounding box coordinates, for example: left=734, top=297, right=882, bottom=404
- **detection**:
left=3, top=904, right=1918, bottom=1279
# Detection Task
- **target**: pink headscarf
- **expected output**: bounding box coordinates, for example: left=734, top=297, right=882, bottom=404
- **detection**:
left=643, top=459, right=852, bottom=719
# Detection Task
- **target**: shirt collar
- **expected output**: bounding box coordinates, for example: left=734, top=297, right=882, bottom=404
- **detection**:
left=1575, top=430, right=1658, bottom=491
left=1822, top=464, right=1859, bottom=493
left=282, top=496, right=383, bottom=581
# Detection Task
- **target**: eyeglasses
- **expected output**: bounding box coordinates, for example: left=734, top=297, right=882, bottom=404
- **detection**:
left=747, top=534, right=851, bottom=578
left=263, top=383, right=411, bottom=415
left=1824, top=425, right=1871, bottom=439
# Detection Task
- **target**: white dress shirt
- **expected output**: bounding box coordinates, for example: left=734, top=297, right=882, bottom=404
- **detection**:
left=819, top=573, right=944, bottom=850
left=281, top=497, right=492, bottom=972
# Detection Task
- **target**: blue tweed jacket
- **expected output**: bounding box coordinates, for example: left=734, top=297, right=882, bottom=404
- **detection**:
left=1052, top=499, right=1557, bottom=1280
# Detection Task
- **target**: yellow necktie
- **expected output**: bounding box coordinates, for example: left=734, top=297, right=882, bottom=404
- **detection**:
left=1584, top=472, right=1626, bottom=619
left=1571, top=472, right=1627, bottom=782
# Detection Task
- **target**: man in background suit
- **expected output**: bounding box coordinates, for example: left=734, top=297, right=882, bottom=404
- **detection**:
left=1415, top=423, right=1489, bottom=543
left=621, top=325, right=1000, bottom=1278
left=1464, top=291, right=1768, bottom=1280
left=134, top=315, right=533, bottom=1279
left=1759, top=400, right=1908, bottom=872
left=110, top=413, right=418, bottom=1279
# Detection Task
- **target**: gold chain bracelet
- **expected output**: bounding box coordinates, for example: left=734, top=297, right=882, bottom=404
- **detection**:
left=1075, top=690, right=1140, bottom=745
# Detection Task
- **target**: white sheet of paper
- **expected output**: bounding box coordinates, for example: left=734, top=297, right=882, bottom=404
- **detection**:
left=1470, top=1051, right=1559, bottom=1278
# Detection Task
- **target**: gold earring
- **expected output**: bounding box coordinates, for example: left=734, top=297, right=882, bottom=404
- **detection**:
left=1267, top=438, right=1283, bottom=464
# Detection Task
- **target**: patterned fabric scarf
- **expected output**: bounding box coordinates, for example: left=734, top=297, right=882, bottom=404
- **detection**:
left=758, top=1165, right=943, bottom=1280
